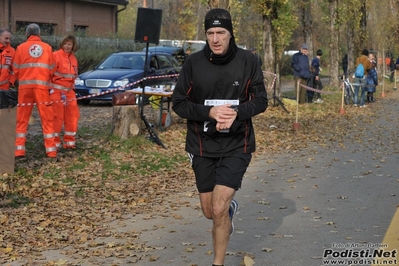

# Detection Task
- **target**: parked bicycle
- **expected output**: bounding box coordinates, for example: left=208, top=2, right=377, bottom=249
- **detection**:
left=340, top=73, right=355, bottom=105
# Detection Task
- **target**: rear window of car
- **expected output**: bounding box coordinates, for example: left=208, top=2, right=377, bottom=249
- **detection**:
left=183, top=41, right=206, bottom=55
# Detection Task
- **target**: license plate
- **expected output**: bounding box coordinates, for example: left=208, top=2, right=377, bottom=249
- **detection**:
left=90, top=89, right=101, bottom=94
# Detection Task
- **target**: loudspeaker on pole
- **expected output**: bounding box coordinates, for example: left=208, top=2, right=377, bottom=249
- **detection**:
left=134, top=7, right=162, bottom=45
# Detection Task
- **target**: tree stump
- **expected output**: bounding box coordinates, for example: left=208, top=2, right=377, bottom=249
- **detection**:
left=0, top=107, right=17, bottom=174
left=111, top=105, right=141, bottom=139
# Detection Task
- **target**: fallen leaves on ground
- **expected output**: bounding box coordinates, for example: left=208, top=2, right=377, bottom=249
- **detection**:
left=1, top=87, right=398, bottom=265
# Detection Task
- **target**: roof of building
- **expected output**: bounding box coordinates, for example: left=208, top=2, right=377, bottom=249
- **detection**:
left=80, top=0, right=129, bottom=5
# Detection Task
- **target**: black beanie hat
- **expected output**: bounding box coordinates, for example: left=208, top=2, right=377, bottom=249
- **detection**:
left=204, top=8, right=234, bottom=37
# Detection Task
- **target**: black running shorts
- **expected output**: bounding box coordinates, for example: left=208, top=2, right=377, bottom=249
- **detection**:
left=191, top=153, right=252, bottom=193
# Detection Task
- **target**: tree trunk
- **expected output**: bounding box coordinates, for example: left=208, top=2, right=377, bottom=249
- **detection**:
left=112, top=105, right=141, bottom=139
left=329, top=0, right=339, bottom=88
left=0, top=107, right=17, bottom=174
left=347, top=26, right=355, bottom=74
left=302, top=0, right=313, bottom=59
left=263, top=15, right=274, bottom=75
left=262, top=14, right=279, bottom=96
left=359, top=0, right=367, bottom=46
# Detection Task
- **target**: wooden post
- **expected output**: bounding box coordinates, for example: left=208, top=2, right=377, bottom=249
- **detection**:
left=382, top=48, right=386, bottom=98
left=339, top=82, right=345, bottom=115
left=293, top=80, right=301, bottom=130
left=111, top=105, right=141, bottom=139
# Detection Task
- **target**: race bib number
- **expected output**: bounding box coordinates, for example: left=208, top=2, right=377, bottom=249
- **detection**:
left=204, top=99, right=239, bottom=133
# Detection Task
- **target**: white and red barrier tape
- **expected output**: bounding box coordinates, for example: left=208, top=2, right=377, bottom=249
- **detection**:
left=23, top=72, right=372, bottom=106
left=16, top=74, right=179, bottom=107
left=299, top=83, right=337, bottom=94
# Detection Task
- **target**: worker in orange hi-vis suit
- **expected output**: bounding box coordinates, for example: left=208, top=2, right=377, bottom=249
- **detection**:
left=0, top=28, right=15, bottom=90
left=50, top=35, right=80, bottom=149
left=13, top=23, right=57, bottom=159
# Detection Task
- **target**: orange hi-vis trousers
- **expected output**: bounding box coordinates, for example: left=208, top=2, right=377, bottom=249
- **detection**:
left=15, top=88, right=57, bottom=158
left=49, top=89, right=80, bottom=149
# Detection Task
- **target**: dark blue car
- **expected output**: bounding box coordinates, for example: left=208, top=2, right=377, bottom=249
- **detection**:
left=75, top=51, right=181, bottom=104
left=143, top=46, right=186, bottom=65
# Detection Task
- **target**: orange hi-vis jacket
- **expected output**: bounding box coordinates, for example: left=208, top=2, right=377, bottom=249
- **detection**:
left=13, top=35, right=55, bottom=90
left=51, top=49, right=78, bottom=91
left=50, top=48, right=80, bottom=149
left=14, top=36, right=57, bottom=158
left=0, top=43, right=15, bottom=90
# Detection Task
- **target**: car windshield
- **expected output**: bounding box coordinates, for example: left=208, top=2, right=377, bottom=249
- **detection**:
left=97, top=54, right=145, bottom=70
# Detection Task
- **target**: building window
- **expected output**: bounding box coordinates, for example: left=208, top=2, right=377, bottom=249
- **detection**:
left=74, top=25, right=88, bottom=36
left=16, top=21, right=55, bottom=36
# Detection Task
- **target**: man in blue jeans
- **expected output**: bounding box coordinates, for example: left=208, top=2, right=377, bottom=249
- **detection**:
left=354, top=49, right=371, bottom=107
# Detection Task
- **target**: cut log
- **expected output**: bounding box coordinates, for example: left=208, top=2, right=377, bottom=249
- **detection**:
left=0, top=107, right=17, bottom=174
left=111, top=105, right=141, bottom=139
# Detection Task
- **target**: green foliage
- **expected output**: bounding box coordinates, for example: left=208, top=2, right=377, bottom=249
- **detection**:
left=243, top=0, right=297, bottom=75
left=74, top=38, right=147, bottom=74
left=178, top=1, right=200, bottom=40
left=74, top=48, right=115, bottom=74
left=270, top=1, right=297, bottom=55
left=251, top=0, right=297, bottom=52
left=10, top=33, right=146, bottom=75
left=0, top=194, right=31, bottom=208
left=231, top=0, right=262, bottom=47
left=118, top=1, right=140, bottom=39
left=280, top=55, right=294, bottom=75
left=74, top=188, right=85, bottom=198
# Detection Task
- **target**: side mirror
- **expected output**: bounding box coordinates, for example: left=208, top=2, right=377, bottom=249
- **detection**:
left=144, top=66, right=153, bottom=73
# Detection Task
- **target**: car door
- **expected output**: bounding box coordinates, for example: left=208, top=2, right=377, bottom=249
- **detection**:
left=147, top=54, right=179, bottom=86
left=156, top=54, right=180, bottom=84
left=143, top=55, right=160, bottom=88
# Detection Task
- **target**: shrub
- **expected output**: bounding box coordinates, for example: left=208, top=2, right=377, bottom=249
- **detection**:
left=11, top=35, right=147, bottom=74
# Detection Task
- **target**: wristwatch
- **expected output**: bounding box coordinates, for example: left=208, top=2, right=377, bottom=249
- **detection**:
left=230, top=105, right=238, bottom=114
